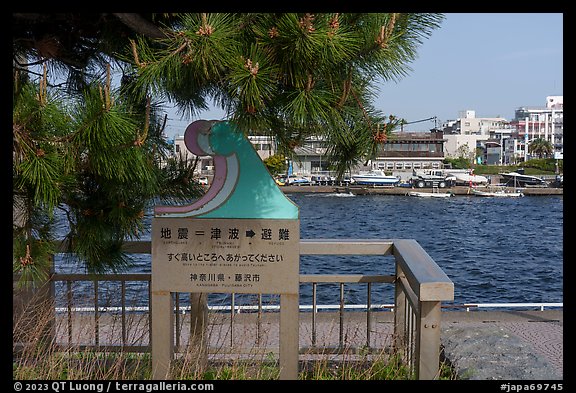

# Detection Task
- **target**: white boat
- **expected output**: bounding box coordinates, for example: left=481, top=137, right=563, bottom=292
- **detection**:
left=325, top=191, right=355, bottom=197
left=407, top=191, right=454, bottom=198
left=283, top=174, right=312, bottom=185
left=352, top=170, right=399, bottom=186
left=445, top=169, right=489, bottom=186
left=499, top=171, right=547, bottom=187
left=471, top=188, right=524, bottom=197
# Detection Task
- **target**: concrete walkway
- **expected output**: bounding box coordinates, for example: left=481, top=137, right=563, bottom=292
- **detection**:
left=49, top=309, right=562, bottom=380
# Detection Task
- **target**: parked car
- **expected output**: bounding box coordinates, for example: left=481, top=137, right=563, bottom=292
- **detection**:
left=310, top=175, right=332, bottom=185
left=285, top=175, right=311, bottom=186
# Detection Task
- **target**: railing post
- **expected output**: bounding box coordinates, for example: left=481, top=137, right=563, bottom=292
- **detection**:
left=279, top=293, right=299, bottom=380
left=393, top=264, right=407, bottom=356
left=415, top=301, right=442, bottom=380
left=392, top=239, right=454, bottom=380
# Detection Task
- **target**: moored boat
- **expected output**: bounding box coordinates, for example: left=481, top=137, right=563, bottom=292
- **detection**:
left=407, top=190, right=454, bottom=198
left=445, top=169, right=489, bottom=186
left=499, top=171, right=547, bottom=187
left=352, top=170, right=400, bottom=186
left=471, top=188, right=524, bottom=197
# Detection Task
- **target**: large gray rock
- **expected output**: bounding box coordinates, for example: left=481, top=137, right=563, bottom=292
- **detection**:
left=441, top=323, right=562, bottom=380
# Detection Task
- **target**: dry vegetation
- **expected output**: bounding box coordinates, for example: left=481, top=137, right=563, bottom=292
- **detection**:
left=13, top=289, right=455, bottom=380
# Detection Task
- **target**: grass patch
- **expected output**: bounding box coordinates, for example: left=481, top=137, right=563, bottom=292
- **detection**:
left=14, top=347, right=458, bottom=380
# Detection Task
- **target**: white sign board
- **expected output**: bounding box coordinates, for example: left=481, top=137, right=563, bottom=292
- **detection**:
left=152, top=218, right=299, bottom=294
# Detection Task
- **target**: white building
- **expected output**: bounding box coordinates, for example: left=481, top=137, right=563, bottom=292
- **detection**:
left=442, top=110, right=510, bottom=160
left=443, top=134, right=485, bottom=160
left=511, top=95, right=564, bottom=162
left=546, top=96, right=563, bottom=110
left=452, top=110, right=509, bottom=136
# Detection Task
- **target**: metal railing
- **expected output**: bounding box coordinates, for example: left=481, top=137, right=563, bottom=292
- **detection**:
left=14, top=238, right=454, bottom=380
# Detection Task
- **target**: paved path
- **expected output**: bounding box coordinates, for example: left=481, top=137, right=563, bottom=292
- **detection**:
left=50, top=309, right=562, bottom=380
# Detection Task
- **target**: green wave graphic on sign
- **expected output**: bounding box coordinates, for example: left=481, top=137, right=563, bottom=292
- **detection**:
left=155, top=120, right=299, bottom=219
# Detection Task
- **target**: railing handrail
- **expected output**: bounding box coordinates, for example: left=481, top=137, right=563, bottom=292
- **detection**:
left=392, top=239, right=454, bottom=302
left=45, top=273, right=396, bottom=284
left=49, top=238, right=454, bottom=301
left=40, top=272, right=559, bottom=312
left=53, top=302, right=564, bottom=314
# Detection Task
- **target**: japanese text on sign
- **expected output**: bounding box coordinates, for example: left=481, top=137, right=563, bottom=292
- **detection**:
left=152, top=218, right=299, bottom=294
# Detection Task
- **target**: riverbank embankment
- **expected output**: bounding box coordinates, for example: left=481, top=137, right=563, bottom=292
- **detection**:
left=282, top=185, right=563, bottom=196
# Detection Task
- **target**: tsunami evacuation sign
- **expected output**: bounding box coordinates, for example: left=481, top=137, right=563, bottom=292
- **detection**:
left=151, top=120, right=300, bottom=380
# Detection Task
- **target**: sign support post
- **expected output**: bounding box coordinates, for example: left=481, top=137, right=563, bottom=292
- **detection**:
left=280, top=293, right=299, bottom=379
left=151, top=290, right=173, bottom=379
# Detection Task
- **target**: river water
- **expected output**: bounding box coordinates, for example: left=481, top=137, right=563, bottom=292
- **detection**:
left=54, top=192, right=563, bottom=309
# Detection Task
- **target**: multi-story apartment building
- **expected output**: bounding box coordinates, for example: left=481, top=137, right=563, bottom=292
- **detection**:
left=508, top=96, right=563, bottom=162
left=441, top=109, right=512, bottom=164
left=453, top=110, right=510, bottom=136
left=441, top=96, right=563, bottom=164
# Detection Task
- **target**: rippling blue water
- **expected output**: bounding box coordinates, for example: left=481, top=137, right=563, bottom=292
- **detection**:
left=292, top=193, right=563, bottom=306
left=54, top=193, right=563, bottom=308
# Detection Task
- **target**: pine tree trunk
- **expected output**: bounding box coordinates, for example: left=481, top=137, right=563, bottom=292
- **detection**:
left=188, top=293, right=208, bottom=374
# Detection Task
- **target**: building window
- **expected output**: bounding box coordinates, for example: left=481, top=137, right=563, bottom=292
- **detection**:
left=413, top=163, right=421, bottom=169
left=311, top=160, right=329, bottom=172
left=404, top=162, right=412, bottom=170
left=386, top=162, right=394, bottom=170
left=395, top=162, right=403, bottom=169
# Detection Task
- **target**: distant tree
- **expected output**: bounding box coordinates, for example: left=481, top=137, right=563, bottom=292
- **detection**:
left=444, top=157, right=471, bottom=169
left=455, top=143, right=474, bottom=164
left=529, top=138, right=553, bottom=159
left=263, top=154, right=287, bottom=177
